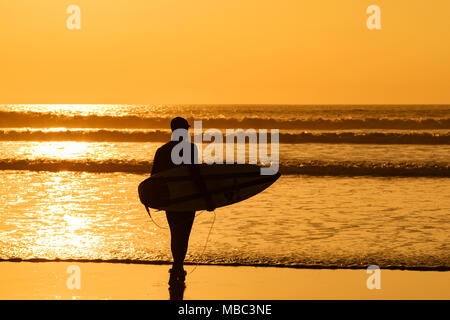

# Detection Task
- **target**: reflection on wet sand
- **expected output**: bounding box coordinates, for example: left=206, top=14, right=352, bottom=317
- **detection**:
left=169, top=281, right=186, bottom=300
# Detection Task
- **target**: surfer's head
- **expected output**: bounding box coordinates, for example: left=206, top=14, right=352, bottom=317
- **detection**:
left=170, top=117, right=190, bottom=132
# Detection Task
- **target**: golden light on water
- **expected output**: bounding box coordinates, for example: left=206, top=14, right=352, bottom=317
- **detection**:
left=28, top=141, right=90, bottom=160
left=15, top=104, right=115, bottom=116
left=63, top=214, right=86, bottom=230
left=2, top=104, right=134, bottom=117
left=38, top=128, right=69, bottom=132
left=30, top=174, right=100, bottom=257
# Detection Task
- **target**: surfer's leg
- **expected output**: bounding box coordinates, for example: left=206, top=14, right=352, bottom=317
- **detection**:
left=166, top=211, right=195, bottom=272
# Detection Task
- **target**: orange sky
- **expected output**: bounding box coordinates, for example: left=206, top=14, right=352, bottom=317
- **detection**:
left=1, top=0, right=449, bottom=104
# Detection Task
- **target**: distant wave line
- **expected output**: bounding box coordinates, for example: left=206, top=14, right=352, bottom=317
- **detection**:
left=1, top=111, right=450, bottom=129
left=0, top=159, right=448, bottom=177
left=1, top=130, right=450, bottom=144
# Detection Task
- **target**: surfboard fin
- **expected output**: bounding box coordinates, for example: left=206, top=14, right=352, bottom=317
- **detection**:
left=145, top=206, right=152, bottom=219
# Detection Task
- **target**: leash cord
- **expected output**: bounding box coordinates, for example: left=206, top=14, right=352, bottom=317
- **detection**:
left=145, top=207, right=216, bottom=274
left=145, top=207, right=168, bottom=229
left=189, top=210, right=216, bottom=274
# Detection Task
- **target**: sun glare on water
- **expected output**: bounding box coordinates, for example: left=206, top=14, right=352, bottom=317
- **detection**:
left=2, top=104, right=136, bottom=117
left=28, top=174, right=102, bottom=258
left=28, top=142, right=90, bottom=160
left=19, top=104, right=114, bottom=116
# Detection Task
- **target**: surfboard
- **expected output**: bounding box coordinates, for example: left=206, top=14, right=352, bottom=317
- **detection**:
left=138, top=164, right=281, bottom=211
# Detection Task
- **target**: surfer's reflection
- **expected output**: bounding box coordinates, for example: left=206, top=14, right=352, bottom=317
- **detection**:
left=169, top=281, right=186, bottom=300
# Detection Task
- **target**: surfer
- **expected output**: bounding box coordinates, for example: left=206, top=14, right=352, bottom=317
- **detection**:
left=151, top=117, right=215, bottom=287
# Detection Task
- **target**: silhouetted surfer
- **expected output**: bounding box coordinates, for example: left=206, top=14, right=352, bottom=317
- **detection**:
left=151, top=117, right=214, bottom=293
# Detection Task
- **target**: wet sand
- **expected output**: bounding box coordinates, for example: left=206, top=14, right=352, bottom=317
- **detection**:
left=0, top=262, right=448, bottom=300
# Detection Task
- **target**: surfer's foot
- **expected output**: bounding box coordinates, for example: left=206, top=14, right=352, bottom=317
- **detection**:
left=168, top=268, right=187, bottom=286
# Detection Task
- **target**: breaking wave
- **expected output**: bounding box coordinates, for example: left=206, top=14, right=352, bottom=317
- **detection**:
left=1, top=111, right=450, bottom=130
left=1, top=129, right=449, bottom=144
left=0, top=159, right=448, bottom=177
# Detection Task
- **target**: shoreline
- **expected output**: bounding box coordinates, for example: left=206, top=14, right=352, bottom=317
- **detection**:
left=1, top=259, right=449, bottom=272
left=1, top=261, right=449, bottom=299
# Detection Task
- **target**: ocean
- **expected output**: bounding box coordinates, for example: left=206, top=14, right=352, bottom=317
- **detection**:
left=0, top=104, right=449, bottom=270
